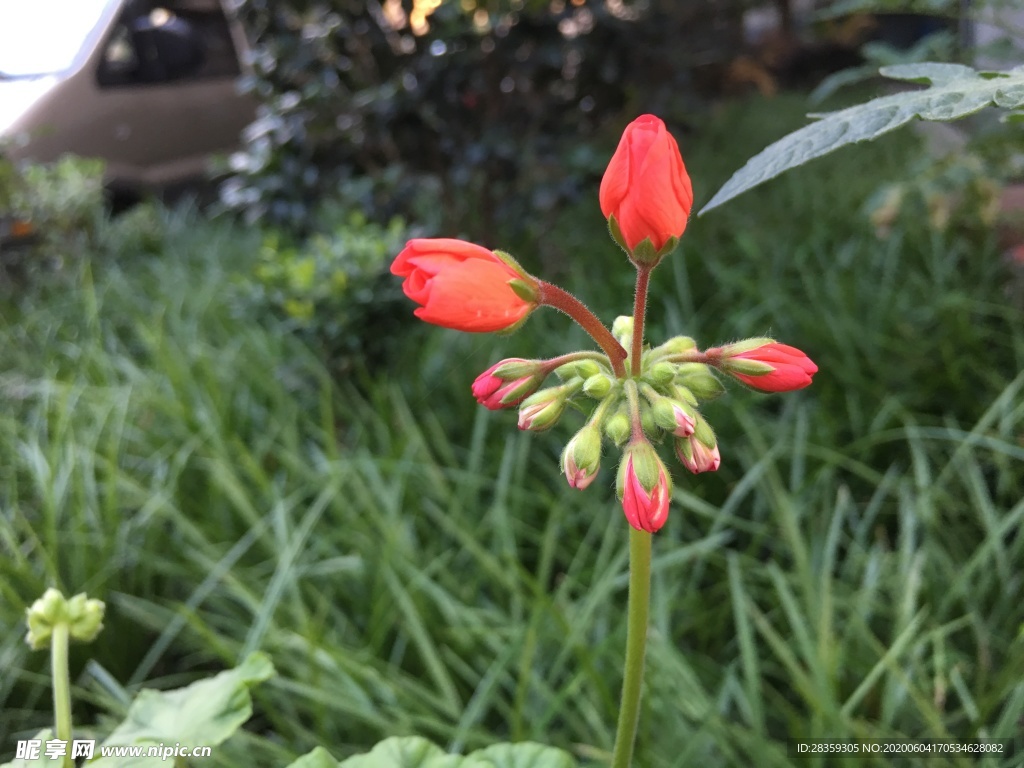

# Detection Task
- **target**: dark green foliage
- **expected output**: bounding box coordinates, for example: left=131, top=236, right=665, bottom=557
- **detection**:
left=221, top=0, right=761, bottom=239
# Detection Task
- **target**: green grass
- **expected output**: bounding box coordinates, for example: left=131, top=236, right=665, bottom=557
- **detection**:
left=2, top=94, right=1023, bottom=768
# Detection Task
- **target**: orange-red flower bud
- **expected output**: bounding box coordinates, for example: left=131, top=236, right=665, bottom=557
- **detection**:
left=599, top=114, right=693, bottom=259
left=720, top=341, right=818, bottom=392
left=391, top=238, right=537, bottom=332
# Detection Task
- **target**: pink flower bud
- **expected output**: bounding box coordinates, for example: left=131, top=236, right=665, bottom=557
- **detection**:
left=718, top=341, right=817, bottom=392
left=471, top=359, right=545, bottom=410
left=517, top=387, right=568, bottom=432
left=674, top=435, right=721, bottom=474
left=562, top=424, right=602, bottom=490
left=651, top=397, right=696, bottom=437
left=616, top=442, right=672, bottom=532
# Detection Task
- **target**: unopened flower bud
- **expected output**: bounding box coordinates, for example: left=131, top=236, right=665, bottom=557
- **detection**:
left=562, top=423, right=602, bottom=490
left=616, top=441, right=672, bottom=532
left=25, top=588, right=105, bottom=650
left=651, top=397, right=696, bottom=437
left=583, top=373, right=613, bottom=399
left=612, top=316, right=634, bottom=348
left=472, top=358, right=546, bottom=410
left=640, top=407, right=657, bottom=437
left=675, top=435, right=721, bottom=474
left=555, top=360, right=602, bottom=381
left=604, top=409, right=631, bottom=446
left=717, top=340, right=817, bottom=393
left=648, top=362, right=676, bottom=385
left=675, top=363, right=725, bottom=401
left=657, top=335, right=697, bottom=355
left=675, top=433, right=721, bottom=474
left=518, top=386, right=569, bottom=432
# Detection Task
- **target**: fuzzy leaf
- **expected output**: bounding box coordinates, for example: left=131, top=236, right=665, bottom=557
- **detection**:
left=701, top=64, right=1024, bottom=214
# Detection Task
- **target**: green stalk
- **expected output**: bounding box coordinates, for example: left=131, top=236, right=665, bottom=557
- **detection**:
left=51, top=622, right=73, bottom=768
left=610, top=527, right=653, bottom=768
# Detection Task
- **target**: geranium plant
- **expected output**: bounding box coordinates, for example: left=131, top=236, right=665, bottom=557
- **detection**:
left=389, top=114, right=817, bottom=767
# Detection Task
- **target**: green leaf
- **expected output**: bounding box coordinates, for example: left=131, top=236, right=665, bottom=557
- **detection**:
left=700, top=64, right=1024, bottom=214
left=466, top=742, right=578, bottom=768
left=285, top=747, right=341, bottom=768
left=87, top=652, right=274, bottom=768
left=335, top=738, right=578, bottom=768
left=337, top=737, right=460, bottom=768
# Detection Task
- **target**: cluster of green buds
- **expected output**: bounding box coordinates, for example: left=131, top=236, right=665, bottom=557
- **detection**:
left=475, top=318, right=794, bottom=532
left=25, top=588, right=105, bottom=650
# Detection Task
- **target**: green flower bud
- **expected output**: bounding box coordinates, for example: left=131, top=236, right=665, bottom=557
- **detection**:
left=555, top=360, right=602, bottom=381
left=648, top=361, right=676, bottom=385
left=25, top=588, right=105, bottom=650
left=658, top=335, right=697, bottom=354
left=604, top=409, right=631, bottom=446
left=518, top=386, right=572, bottom=432
left=650, top=397, right=696, bottom=437
left=612, top=316, right=634, bottom=348
left=583, top=373, right=614, bottom=399
left=562, top=423, right=602, bottom=490
left=693, top=413, right=717, bottom=449
left=676, top=363, right=725, bottom=401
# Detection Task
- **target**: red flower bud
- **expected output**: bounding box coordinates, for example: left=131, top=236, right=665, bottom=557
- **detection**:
left=472, top=359, right=545, bottom=410
left=391, top=238, right=537, bottom=332
left=723, top=342, right=818, bottom=392
left=616, top=442, right=672, bottom=533
left=599, top=114, right=693, bottom=258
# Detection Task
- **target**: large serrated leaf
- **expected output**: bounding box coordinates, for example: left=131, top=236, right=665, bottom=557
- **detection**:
left=700, top=64, right=1024, bottom=214
left=87, top=652, right=274, bottom=768
left=467, top=742, right=577, bottom=768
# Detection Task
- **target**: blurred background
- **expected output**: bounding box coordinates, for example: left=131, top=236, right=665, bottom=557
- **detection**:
left=1, top=1, right=1023, bottom=766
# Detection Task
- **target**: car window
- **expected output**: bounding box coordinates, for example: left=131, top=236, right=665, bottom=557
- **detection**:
left=97, top=3, right=239, bottom=87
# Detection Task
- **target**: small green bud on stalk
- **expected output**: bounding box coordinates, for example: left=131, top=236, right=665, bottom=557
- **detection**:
left=583, top=373, right=614, bottom=399
left=648, top=362, right=677, bottom=385
left=604, top=408, right=631, bottom=446
left=676, top=363, right=725, bottom=401
left=562, top=423, right=603, bottom=490
left=518, top=386, right=572, bottom=432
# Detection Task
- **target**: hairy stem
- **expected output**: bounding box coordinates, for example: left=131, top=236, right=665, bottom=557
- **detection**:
left=537, top=282, right=628, bottom=378
left=631, top=267, right=652, bottom=377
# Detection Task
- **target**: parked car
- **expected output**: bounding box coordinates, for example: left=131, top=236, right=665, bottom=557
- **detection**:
left=0, top=0, right=257, bottom=244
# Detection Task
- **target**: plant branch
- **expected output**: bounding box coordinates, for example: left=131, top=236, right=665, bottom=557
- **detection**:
left=537, top=281, right=628, bottom=377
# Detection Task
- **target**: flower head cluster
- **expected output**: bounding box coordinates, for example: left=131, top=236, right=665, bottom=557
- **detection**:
left=391, top=115, right=817, bottom=534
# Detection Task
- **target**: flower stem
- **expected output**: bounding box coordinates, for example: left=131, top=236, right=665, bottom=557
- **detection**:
left=631, top=267, right=652, bottom=377
left=611, top=527, right=653, bottom=768
left=52, top=622, right=73, bottom=768
left=537, top=281, right=627, bottom=378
